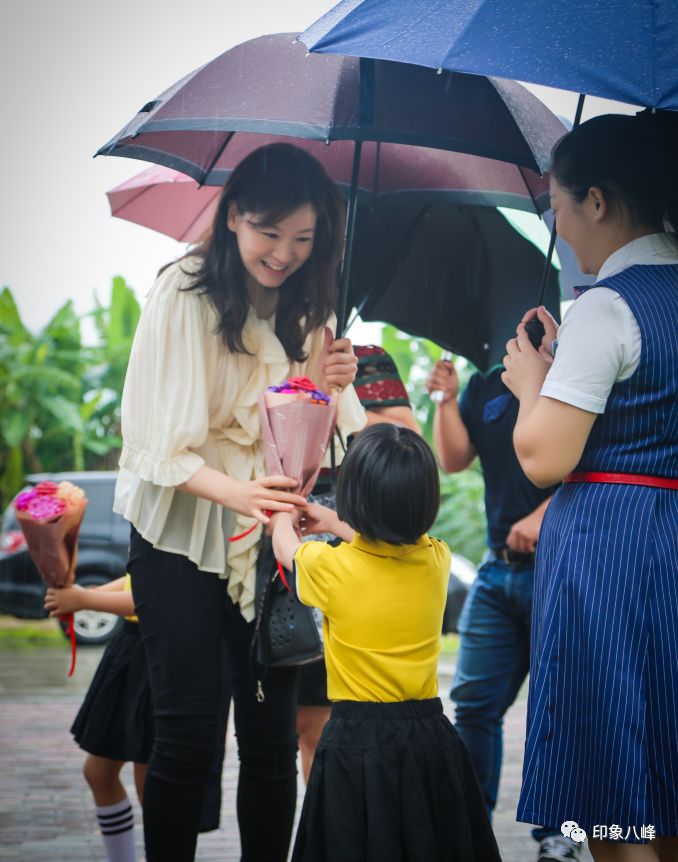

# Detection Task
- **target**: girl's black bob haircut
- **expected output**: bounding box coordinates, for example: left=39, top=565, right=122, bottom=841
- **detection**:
left=336, top=423, right=440, bottom=545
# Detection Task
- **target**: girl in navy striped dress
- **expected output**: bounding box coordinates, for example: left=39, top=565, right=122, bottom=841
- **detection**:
left=502, top=111, right=678, bottom=862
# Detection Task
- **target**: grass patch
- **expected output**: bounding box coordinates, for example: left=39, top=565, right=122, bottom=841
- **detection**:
left=440, top=633, right=460, bottom=657
left=0, top=617, right=64, bottom=649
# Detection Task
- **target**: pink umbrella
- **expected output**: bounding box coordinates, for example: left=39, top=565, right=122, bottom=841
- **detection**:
left=107, top=164, right=219, bottom=243
left=106, top=132, right=552, bottom=244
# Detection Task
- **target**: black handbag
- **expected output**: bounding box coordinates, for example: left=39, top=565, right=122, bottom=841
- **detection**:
left=252, top=535, right=323, bottom=670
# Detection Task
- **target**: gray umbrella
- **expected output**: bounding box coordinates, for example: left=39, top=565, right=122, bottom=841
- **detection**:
left=97, top=33, right=566, bottom=333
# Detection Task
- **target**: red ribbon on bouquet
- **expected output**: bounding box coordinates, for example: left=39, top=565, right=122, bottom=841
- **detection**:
left=61, top=613, right=77, bottom=677
left=228, top=510, right=292, bottom=591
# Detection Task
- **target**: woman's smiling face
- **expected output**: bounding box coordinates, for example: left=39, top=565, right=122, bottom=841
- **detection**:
left=227, top=202, right=317, bottom=289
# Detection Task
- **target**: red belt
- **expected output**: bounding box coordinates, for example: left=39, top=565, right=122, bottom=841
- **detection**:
left=564, top=471, right=678, bottom=490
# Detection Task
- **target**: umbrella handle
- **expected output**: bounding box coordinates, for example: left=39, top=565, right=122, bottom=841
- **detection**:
left=524, top=318, right=545, bottom=349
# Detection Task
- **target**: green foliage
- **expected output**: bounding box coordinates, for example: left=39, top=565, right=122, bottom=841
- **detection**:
left=0, top=283, right=488, bottom=565
left=0, top=618, right=64, bottom=649
left=0, top=278, right=139, bottom=509
left=381, top=324, right=487, bottom=563
left=435, top=467, right=487, bottom=565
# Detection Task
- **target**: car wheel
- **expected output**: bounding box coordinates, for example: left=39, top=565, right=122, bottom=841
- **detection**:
left=58, top=573, right=124, bottom=646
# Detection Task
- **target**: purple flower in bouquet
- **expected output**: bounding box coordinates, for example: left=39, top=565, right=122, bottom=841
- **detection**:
left=15, top=489, right=38, bottom=511
left=26, top=495, right=67, bottom=520
left=259, top=376, right=338, bottom=496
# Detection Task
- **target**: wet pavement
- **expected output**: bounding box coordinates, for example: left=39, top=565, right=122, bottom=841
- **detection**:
left=0, top=642, right=592, bottom=861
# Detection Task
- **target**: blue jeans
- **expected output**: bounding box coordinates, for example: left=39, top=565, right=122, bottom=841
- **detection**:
left=450, top=556, right=554, bottom=843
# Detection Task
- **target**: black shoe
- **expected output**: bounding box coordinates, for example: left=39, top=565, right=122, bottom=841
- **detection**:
left=537, top=834, right=583, bottom=861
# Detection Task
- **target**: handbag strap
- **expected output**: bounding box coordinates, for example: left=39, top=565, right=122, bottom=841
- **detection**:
left=250, top=536, right=279, bottom=703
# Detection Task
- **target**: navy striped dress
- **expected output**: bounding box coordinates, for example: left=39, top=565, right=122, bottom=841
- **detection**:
left=517, top=263, right=678, bottom=840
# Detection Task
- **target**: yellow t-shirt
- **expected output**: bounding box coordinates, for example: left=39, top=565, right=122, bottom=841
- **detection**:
left=294, top=534, right=451, bottom=702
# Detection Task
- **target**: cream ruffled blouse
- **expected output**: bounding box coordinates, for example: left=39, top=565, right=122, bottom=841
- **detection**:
left=114, top=259, right=366, bottom=621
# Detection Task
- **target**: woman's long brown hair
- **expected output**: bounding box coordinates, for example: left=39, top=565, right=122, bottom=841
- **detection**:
left=180, top=143, right=345, bottom=362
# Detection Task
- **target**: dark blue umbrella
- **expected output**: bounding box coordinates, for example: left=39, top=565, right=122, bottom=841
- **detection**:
left=301, top=0, right=678, bottom=110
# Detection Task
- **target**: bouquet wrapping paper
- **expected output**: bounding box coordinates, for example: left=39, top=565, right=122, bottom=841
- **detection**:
left=258, top=377, right=337, bottom=497
left=13, top=481, right=88, bottom=675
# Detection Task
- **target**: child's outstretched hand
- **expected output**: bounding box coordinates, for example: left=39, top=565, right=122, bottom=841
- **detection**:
left=44, top=585, right=86, bottom=617
left=300, top=503, right=356, bottom=543
left=266, top=508, right=300, bottom=536
left=298, top=502, right=338, bottom=537
left=269, top=510, right=302, bottom=572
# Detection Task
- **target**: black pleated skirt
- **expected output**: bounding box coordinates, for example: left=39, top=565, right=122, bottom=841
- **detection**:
left=71, top=621, right=153, bottom=763
left=292, top=698, right=502, bottom=862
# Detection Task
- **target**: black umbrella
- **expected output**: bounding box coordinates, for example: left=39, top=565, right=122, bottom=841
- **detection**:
left=348, top=201, right=560, bottom=371
left=97, top=32, right=566, bottom=334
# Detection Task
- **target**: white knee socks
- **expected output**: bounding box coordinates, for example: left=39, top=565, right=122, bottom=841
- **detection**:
left=96, top=798, right=137, bottom=862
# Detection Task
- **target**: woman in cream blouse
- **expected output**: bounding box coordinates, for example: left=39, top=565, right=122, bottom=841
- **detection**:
left=115, top=144, right=366, bottom=862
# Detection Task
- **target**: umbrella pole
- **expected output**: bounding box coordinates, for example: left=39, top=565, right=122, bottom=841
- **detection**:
left=337, top=58, right=374, bottom=337
left=534, top=93, right=587, bottom=308
left=337, top=140, right=363, bottom=337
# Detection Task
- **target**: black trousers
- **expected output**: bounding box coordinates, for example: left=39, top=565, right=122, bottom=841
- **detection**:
left=129, top=528, right=299, bottom=862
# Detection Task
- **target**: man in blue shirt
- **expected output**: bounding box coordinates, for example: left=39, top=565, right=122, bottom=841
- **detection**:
left=427, top=359, right=579, bottom=862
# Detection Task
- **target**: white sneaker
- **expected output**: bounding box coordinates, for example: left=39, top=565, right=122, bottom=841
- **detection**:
left=537, top=834, right=582, bottom=861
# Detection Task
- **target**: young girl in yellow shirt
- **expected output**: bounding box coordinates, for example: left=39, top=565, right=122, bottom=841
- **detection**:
left=272, top=423, right=500, bottom=862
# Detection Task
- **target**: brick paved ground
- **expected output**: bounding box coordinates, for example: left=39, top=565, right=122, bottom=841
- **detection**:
left=0, top=647, right=592, bottom=861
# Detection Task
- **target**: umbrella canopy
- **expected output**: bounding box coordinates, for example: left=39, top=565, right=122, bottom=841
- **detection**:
left=106, top=133, right=556, bottom=243
left=98, top=31, right=568, bottom=334
left=347, top=201, right=560, bottom=370
left=301, top=0, right=678, bottom=110
left=97, top=32, right=566, bottom=178
left=107, top=158, right=564, bottom=370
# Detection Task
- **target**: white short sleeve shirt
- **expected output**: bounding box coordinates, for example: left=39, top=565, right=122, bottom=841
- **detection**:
left=540, top=233, right=678, bottom=414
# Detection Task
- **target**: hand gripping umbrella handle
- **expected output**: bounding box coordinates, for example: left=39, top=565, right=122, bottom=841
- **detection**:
left=524, top=318, right=545, bottom=349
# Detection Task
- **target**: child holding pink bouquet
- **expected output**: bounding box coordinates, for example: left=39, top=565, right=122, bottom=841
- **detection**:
left=271, top=423, right=501, bottom=862
left=45, top=577, right=230, bottom=862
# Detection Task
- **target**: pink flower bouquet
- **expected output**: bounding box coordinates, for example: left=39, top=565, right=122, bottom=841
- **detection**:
left=13, top=481, right=88, bottom=675
left=259, top=376, right=337, bottom=496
